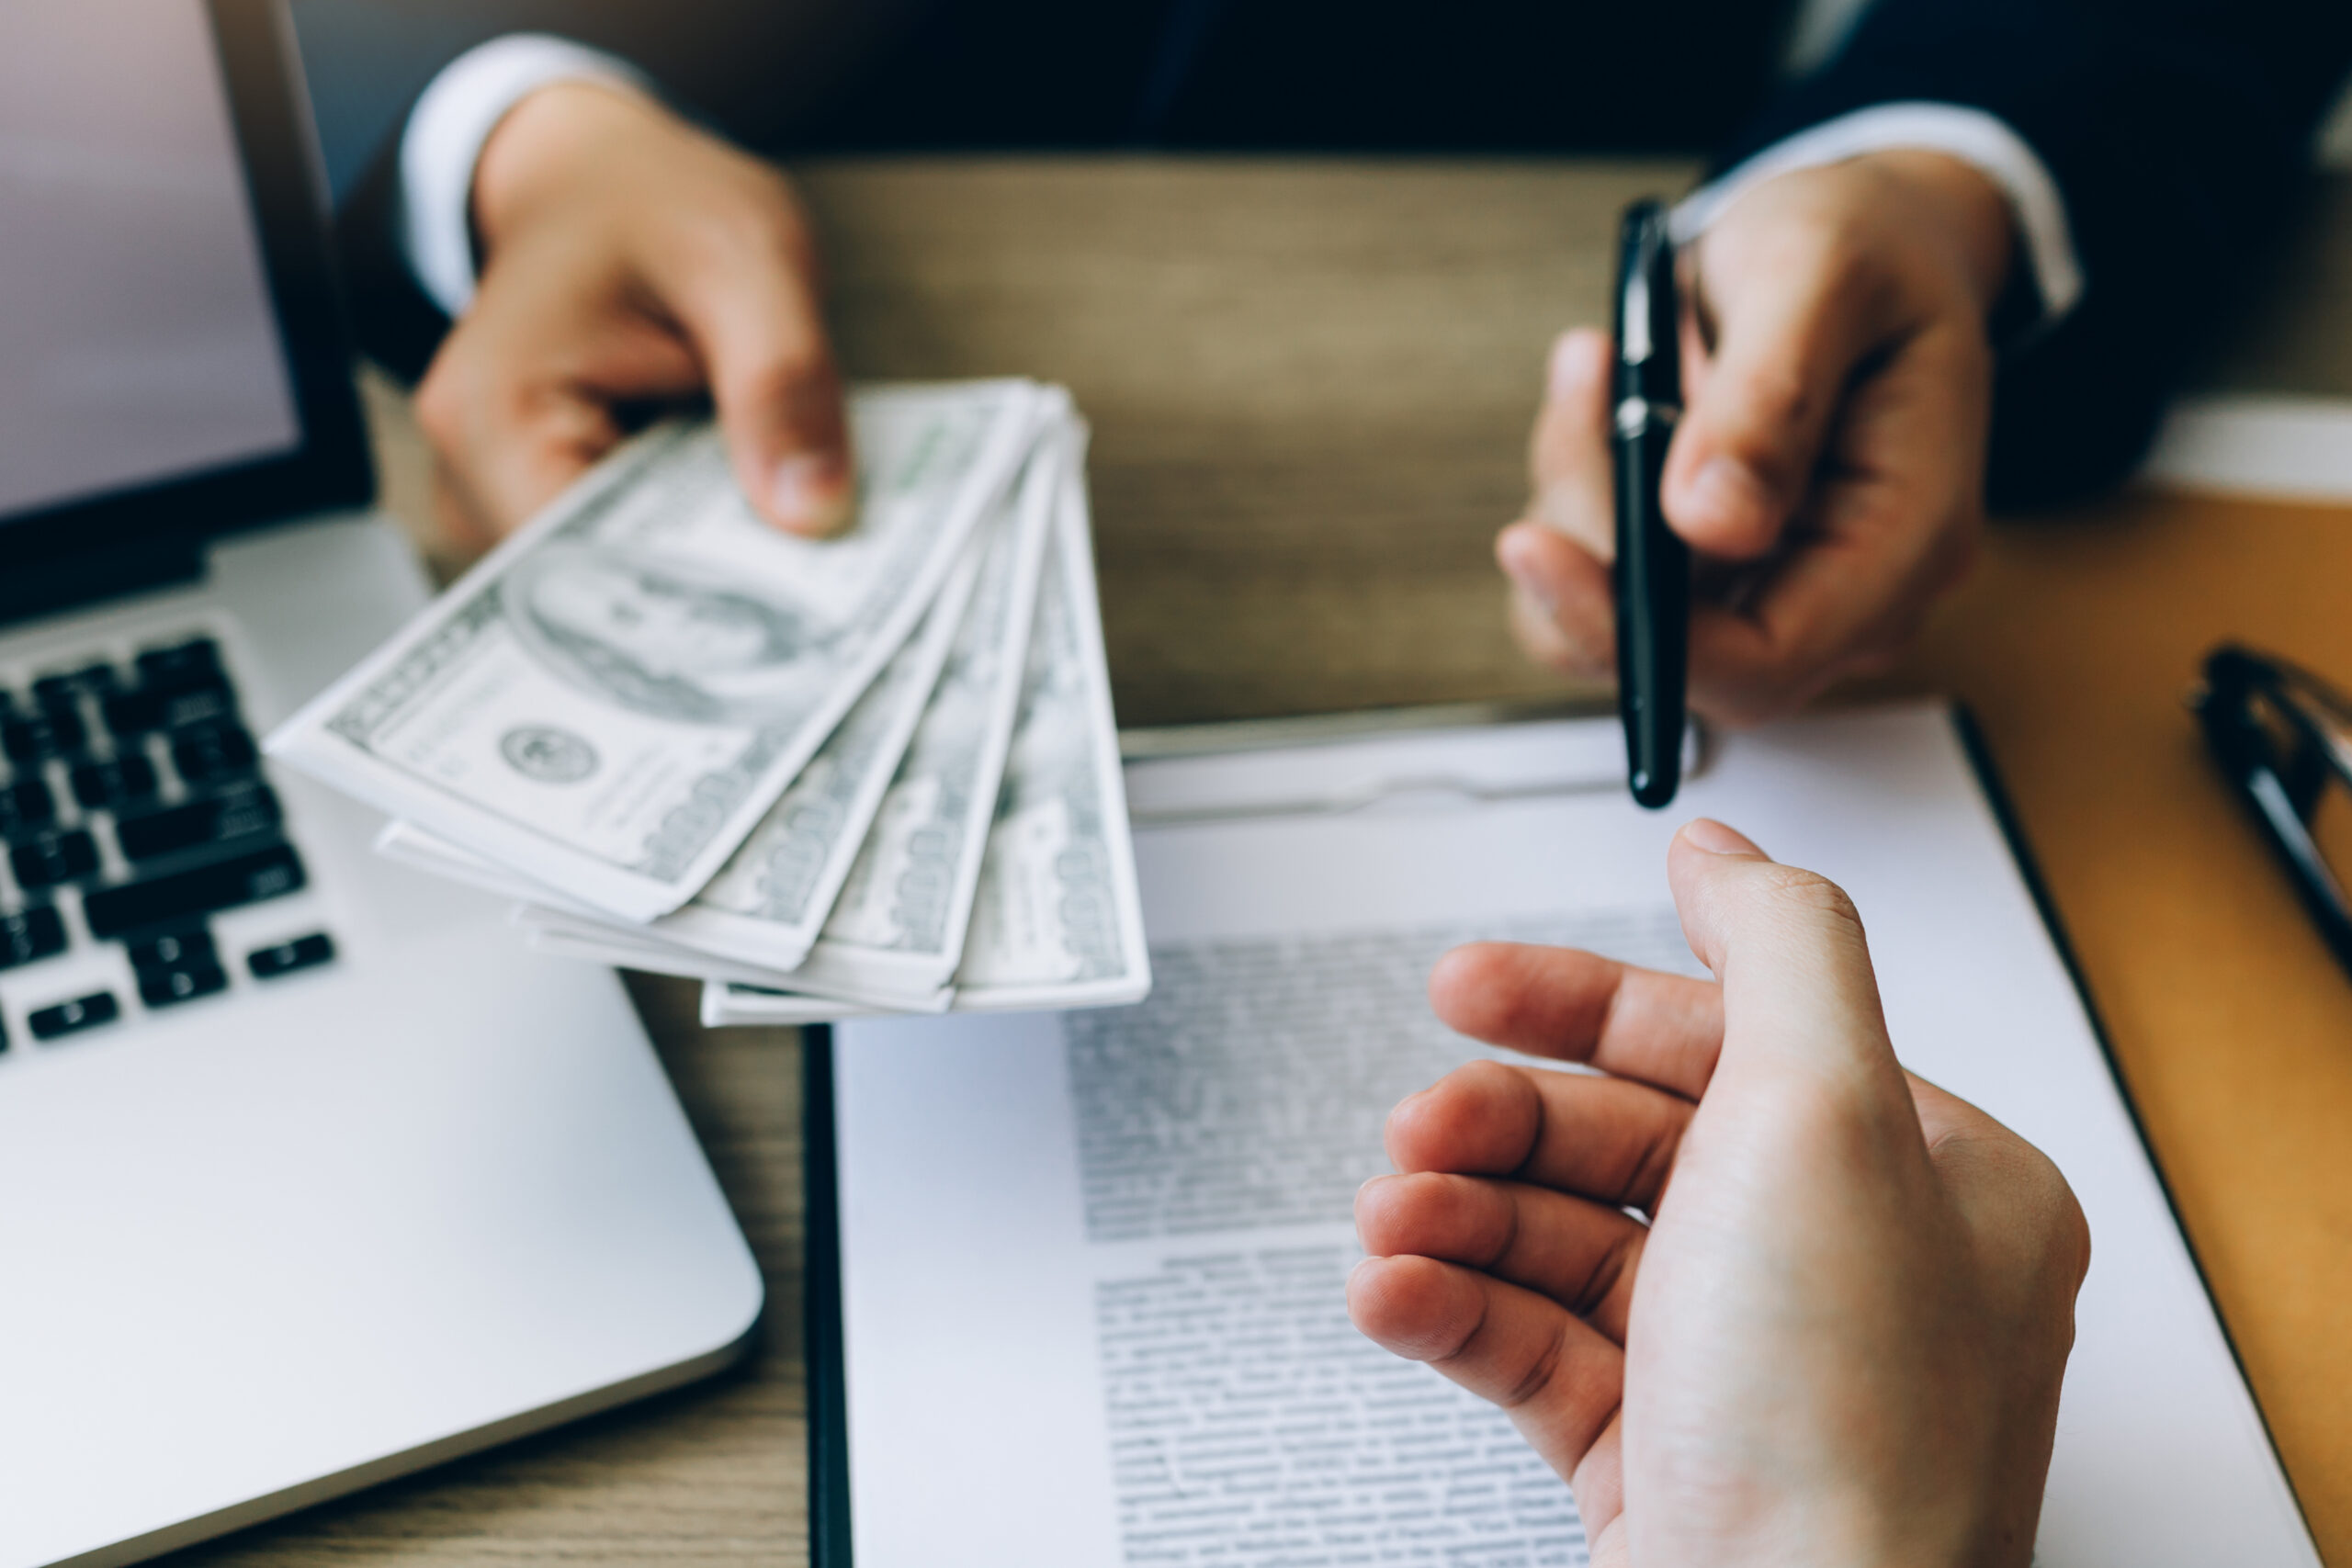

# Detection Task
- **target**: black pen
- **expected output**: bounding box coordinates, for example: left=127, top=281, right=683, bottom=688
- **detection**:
left=1611, top=199, right=1690, bottom=809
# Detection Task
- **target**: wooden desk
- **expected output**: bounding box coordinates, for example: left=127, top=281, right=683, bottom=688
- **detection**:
left=197, top=160, right=2352, bottom=1564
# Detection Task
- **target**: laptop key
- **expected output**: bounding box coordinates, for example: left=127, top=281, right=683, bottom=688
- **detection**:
left=70, top=755, right=160, bottom=810
left=83, top=842, right=305, bottom=939
left=0, top=906, right=68, bottom=969
left=135, top=638, right=222, bottom=693
left=28, top=991, right=119, bottom=1041
left=170, top=721, right=258, bottom=785
left=104, top=682, right=236, bottom=738
left=3, top=709, right=86, bottom=764
left=128, top=928, right=215, bottom=971
left=0, top=778, right=56, bottom=838
left=99, top=690, right=156, bottom=737
left=247, top=931, right=334, bottom=980
left=12, top=829, right=99, bottom=889
left=139, top=960, right=229, bottom=1009
left=115, top=784, right=281, bottom=862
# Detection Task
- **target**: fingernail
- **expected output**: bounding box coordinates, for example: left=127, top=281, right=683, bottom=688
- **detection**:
left=1547, top=329, right=1602, bottom=401
left=1680, top=818, right=1758, bottom=856
left=1546, top=334, right=1583, bottom=400
left=1687, top=456, right=1772, bottom=531
left=773, top=453, right=850, bottom=533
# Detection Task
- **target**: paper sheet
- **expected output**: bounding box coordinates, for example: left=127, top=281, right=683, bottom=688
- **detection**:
left=830, top=704, right=2319, bottom=1567
left=2140, top=393, right=2352, bottom=502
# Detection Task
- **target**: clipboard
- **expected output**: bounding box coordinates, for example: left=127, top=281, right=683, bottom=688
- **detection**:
left=804, top=698, right=1646, bottom=1567
left=797, top=700, right=2320, bottom=1567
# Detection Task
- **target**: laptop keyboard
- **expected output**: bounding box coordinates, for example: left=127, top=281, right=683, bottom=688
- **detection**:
left=0, top=636, right=332, bottom=1050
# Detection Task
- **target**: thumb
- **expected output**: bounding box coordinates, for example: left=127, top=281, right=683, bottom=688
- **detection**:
left=1665, top=818, right=1910, bottom=1109
left=1662, top=241, right=1883, bottom=560
left=651, top=228, right=854, bottom=537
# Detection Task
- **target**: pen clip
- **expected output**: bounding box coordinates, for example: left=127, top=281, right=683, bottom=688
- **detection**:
left=1622, top=252, right=1657, bottom=364
left=1615, top=202, right=1681, bottom=390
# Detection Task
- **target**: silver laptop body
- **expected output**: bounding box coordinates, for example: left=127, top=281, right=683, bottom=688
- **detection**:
left=0, top=6, right=763, bottom=1563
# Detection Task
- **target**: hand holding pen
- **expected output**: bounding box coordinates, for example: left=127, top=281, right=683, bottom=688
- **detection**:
left=1494, top=152, right=2018, bottom=730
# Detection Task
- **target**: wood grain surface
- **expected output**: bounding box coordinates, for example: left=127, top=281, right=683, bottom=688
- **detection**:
left=187, top=159, right=2351, bottom=1565
left=801, top=158, right=1705, bottom=726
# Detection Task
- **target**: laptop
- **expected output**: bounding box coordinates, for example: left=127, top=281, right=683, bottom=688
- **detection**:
left=0, top=5, right=763, bottom=1564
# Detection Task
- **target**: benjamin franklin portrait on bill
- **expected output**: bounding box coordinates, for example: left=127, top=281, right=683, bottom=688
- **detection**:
left=505, top=544, right=831, bottom=724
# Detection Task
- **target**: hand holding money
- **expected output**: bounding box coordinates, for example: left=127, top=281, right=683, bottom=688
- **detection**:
left=268, top=380, right=1150, bottom=1021
left=426, top=79, right=853, bottom=543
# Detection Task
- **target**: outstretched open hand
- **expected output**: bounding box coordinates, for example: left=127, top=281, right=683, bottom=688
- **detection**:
left=1349, top=818, right=2089, bottom=1568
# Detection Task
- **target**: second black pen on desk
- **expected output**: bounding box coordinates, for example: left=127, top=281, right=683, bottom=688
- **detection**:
left=1612, top=199, right=1690, bottom=809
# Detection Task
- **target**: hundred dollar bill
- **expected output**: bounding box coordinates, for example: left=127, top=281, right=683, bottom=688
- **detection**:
left=516, top=914, right=945, bottom=1002
left=940, top=451, right=1149, bottom=1009
left=268, top=380, right=1046, bottom=921
left=695, top=440, right=1151, bottom=1023
left=696, top=981, right=881, bottom=1026
left=517, top=498, right=993, bottom=972
left=632, top=531, right=978, bottom=968
left=376, top=525, right=986, bottom=961
left=520, top=411, right=1065, bottom=1003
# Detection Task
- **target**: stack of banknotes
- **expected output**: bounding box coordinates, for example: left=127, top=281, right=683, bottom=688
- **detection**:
left=266, top=379, right=1151, bottom=1022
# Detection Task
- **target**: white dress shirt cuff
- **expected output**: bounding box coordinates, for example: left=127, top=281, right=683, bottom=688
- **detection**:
left=1670, top=102, right=2085, bottom=331
left=397, top=34, right=650, bottom=319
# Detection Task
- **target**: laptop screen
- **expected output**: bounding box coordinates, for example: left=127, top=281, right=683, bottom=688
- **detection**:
left=0, top=0, right=304, bottom=525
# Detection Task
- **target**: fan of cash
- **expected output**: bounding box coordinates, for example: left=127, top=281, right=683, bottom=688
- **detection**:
left=266, top=379, right=1151, bottom=1021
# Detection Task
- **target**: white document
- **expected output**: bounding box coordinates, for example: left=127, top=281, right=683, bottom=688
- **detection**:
left=2140, top=393, right=2352, bottom=502
left=828, top=705, right=2319, bottom=1568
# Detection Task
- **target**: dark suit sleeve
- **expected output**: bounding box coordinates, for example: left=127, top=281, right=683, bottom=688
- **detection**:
left=286, top=0, right=922, bottom=378
left=283, top=2, right=508, bottom=377
left=1719, top=0, right=2352, bottom=510
left=287, top=1, right=500, bottom=207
